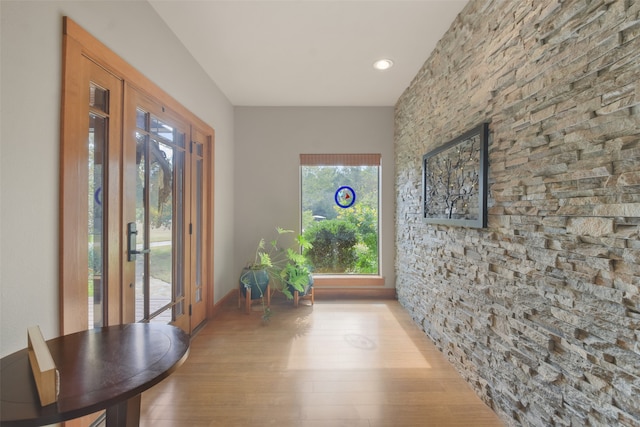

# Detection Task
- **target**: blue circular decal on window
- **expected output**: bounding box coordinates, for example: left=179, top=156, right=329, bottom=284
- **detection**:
left=335, top=186, right=356, bottom=209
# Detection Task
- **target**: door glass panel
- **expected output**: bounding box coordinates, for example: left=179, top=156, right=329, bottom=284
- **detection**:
left=88, top=112, right=106, bottom=329
left=88, top=83, right=109, bottom=330
left=173, top=138, right=185, bottom=318
left=134, top=130, right=147, bottom=323
left=90, top=84, right=108, bottom=112
left=148, top=139, right=174, bottom=321
left=195, top=156, right=203, bottom=303
left=136, top=108, right=146, bottom=130
left=134, top=110, right=185, bottom=324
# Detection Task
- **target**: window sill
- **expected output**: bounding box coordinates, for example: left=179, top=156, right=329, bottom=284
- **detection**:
left=312, top=275, right=385, bottom=287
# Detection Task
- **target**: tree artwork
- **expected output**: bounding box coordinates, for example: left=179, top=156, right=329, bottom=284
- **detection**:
left=422, top=123, right=488, bottom=228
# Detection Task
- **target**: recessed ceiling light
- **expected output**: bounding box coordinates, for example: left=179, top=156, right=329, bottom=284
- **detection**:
left=373, top=59, right=394, bottom=71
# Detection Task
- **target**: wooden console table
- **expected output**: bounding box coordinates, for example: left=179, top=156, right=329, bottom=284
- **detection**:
left=0, top=323, right=189, bottom=427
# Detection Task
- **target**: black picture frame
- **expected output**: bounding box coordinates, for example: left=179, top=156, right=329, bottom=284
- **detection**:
left=422, top=123, right=489, bottom=228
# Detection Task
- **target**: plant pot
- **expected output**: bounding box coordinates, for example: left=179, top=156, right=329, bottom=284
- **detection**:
left=286, top=275, right=313, bottom=297
left=240, top=268, right=269, bottom=300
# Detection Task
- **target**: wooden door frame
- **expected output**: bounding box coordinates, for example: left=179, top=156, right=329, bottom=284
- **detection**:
left=188, top=127, right=214, bottom=331
left=60, top=17, right=215, bottom=333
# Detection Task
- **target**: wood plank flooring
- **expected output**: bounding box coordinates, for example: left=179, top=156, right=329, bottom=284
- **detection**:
left=140, top=298, right=504, bottom=427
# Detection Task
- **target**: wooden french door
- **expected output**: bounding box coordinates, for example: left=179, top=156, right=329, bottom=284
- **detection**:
left=61, top=18, right=212, bottom=338
left=60, top=53, right=124, bottom=334
left=122, top=86, right=208, bottom=333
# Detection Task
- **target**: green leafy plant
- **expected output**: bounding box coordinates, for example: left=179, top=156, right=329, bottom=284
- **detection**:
left=280, top=243, right=313, bottom=300
left=241, top=227, right=313, bottom=321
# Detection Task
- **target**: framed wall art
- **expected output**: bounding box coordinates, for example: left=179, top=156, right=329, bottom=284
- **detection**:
left=422, top=122, right=489, bottom=228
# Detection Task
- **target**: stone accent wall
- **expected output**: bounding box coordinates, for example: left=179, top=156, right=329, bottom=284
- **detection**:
left=394, top=1, right=640, bottom=425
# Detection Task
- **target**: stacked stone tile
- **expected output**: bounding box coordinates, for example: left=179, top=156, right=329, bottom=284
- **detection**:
left=395, top=0, right=640, bottom=425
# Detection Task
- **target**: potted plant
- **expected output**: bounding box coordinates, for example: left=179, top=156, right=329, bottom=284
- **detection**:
left=240, top=227, right=313, bottom=321
left=280, top=247, right=314, bottom=301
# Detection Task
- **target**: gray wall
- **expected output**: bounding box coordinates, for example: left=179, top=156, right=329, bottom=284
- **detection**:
left=395, top=0, right=640, bottom=425
left=0, top=0, right=236, bottom=357
left=234, top=107, right=395, bottom=288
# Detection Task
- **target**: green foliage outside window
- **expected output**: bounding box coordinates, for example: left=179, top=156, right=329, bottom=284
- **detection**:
left=303, top=220, right=358, bottom=273
left=336, top=204, right=378, bottom=273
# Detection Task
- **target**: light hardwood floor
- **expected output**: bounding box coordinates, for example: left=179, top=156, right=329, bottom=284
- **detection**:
left=140, top=298, right=504, bottom=427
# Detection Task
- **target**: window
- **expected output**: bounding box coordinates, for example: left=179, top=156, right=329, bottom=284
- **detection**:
left=300, top=154, right=381, bottom=275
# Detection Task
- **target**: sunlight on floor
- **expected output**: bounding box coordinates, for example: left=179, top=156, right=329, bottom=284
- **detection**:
left=287, top=303, right=431, bottom=370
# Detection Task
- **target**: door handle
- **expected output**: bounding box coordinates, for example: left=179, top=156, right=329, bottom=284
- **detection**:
left=127, top=222, right=150, bottom=261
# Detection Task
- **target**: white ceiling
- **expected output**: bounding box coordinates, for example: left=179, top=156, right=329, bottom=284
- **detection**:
left=149, top=0, right=468, bottom=107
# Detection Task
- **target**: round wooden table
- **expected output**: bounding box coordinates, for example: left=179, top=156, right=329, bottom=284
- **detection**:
left=0, top=323, right=190, bottom=427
